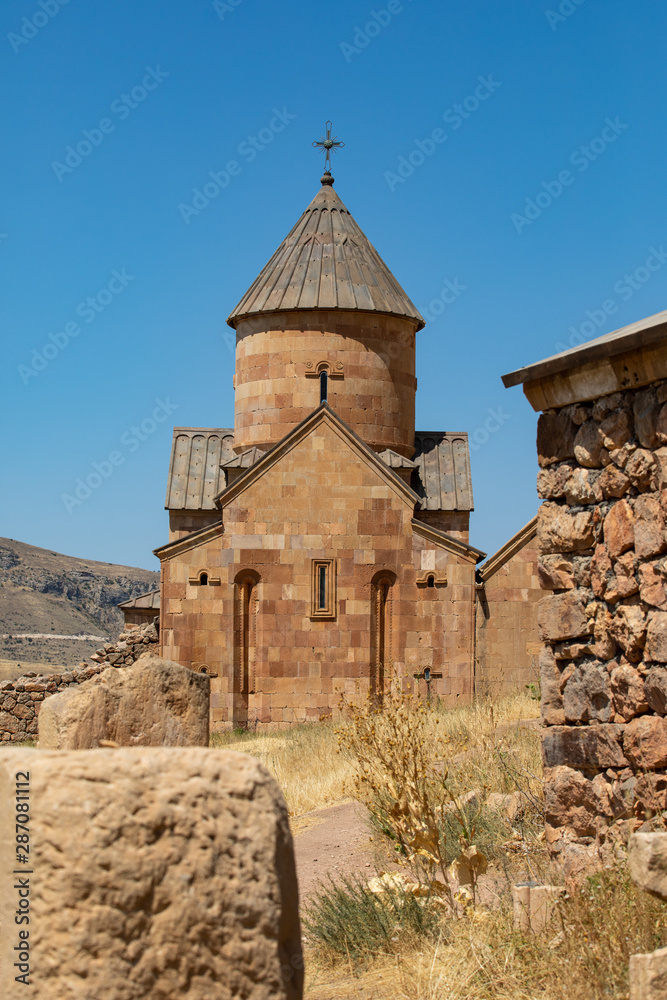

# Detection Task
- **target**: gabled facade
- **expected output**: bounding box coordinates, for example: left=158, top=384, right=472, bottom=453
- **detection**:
left=151, top=170, right=522, bottom=729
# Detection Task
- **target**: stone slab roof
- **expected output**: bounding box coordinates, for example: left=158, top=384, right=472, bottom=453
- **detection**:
left=226, top=177, right=424, bottom=330
left=165, top=428, right=235, bottom=510
left=165, top=425, right=473, bottom=513
left=412, top=433, right=474, bottom=512
left=502, top=308, right=667, bottom=389
left=118, top=589, right=160, bottom=611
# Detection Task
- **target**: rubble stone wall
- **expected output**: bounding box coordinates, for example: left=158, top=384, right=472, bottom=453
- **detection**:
left=0, top=622, right=158, bottom=742
left=537, top=382, right=667, bottom=868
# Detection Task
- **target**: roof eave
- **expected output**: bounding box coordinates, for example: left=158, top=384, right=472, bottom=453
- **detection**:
left=502, top=310, right=667, bottom=389
left=227, top=305, right=425, bottom=332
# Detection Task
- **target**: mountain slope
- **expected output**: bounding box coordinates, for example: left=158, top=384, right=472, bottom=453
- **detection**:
left=0, top=538, right=159, bottom=671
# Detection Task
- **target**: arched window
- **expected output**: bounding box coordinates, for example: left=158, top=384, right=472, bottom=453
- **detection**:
left=370, top=571, right=396, bottom=702
left=199, top=572, right=208, bottom=586
left=320, top=369, right=328, bottom=403
left=427, top=574, right=435, bottom=588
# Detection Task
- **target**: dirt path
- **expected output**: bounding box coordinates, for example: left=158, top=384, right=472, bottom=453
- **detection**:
left=293, top=800, right=386, bottom=902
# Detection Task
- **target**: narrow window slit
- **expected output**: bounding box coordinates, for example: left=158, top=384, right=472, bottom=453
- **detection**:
left=318, top=564, right=327, bottom=609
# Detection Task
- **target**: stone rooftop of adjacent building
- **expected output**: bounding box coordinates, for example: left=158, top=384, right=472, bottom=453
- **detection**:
left=502, top=308, right=667, bottom=389
left=118, top=589, right=160, bottom=611
left=165, top=426, right=473, bottom=513
left=412, top=433, right=474, bottom=511
left=226, top=175, right=425, bottom=330
left=165, top=429, right=235, bottom=510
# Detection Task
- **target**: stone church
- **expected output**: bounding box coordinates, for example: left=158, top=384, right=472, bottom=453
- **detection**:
left=132, top=168, right=542, bottom=729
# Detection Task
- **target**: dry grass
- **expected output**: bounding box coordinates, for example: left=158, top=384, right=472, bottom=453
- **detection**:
left=210, top=722, right=355, bottom=817
left=305, top=868, right=667, bottom=1000
left=0, top=658, right=67, bottom=682
left=303, top=687, right=667, bottom=1000
left=208, top=691, right=540, bottom=821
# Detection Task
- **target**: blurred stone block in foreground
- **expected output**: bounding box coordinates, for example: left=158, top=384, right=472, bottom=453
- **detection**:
left=0, top=747, right=302, bottom=1000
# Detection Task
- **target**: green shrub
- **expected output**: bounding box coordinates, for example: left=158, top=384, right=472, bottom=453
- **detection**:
left=304, top=874, right=445, bottom=968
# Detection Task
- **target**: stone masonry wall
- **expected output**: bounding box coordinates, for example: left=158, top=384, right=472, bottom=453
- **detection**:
left=0, top=622, right=158, bottom=742
left=537, top=382, right=667, bottom=871
left=476, top=527, right=542, bottom=699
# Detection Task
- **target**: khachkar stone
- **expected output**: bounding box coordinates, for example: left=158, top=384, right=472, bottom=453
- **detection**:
left=502, top=309, right=667, bottom=877
left=0, top=747, right=303, bottom=1000
left=38, top=656, right=210, bottom=749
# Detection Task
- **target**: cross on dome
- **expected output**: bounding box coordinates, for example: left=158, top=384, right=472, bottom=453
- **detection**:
left=312, top=121, right=345, bottom=176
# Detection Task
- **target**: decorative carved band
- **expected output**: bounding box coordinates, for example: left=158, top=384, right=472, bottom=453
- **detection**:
left=415, top=571, right=447, bottom=586
left=305, top=360, right=344, bottom=378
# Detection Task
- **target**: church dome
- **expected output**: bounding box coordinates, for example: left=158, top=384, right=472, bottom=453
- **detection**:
left=227, top=175, right=424, bottom=331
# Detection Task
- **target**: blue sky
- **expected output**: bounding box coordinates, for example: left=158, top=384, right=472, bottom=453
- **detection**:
left=1, top=0, right=666, bottom=570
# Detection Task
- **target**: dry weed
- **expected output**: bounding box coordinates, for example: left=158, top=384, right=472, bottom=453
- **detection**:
left=335, top=685, right=542, bottom=907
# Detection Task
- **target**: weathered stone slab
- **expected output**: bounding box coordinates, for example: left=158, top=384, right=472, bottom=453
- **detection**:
left=538, top=592, right=592, bottom=643
left=540, top=646, right=565, bottom=725
left=537, top=502, right=597, bottom=554
left=610, top=605, right=647, bottom=663
left=646, top=613, right=667, bottom=663
left=624, top=715, right=667, bottom=769
left=562, top=662, right=612, bottom=723
left=512, top=883, right=565, bottom=935
left=611, top=663, right=648, bottom=720
left=604, top=499, right=635, bottom=558
left=629, top=832, right=667, bottom=902
left=0, top=747, right=303, bottom=1000
left=645, top=666, right=667, bottom=715
left=542, top=724, right=628, bottom=769
left=629, top=946, right=667, bottom=1000
left=543, top=765, right=600, bottom=838
left=574, top=420, right=603, bottom=468
left=38, top=656, right=209, bottom=749
left=537, top=412, right=576, bottom=467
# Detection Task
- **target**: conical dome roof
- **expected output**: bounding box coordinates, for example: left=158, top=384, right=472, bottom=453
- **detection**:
left=226, top=175, right=424, bottom=330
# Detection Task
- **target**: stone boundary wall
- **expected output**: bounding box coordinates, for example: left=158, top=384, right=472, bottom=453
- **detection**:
left=0, top=622, right=159, bottom=742
left=537, top=381, right=667, bottom=872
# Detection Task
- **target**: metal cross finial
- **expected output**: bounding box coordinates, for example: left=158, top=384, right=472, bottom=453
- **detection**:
left=312, top=121, right=345, bottom=173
